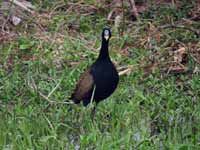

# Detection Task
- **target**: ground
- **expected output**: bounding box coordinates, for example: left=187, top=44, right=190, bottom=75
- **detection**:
left=0, top=0, right=200, bottom=149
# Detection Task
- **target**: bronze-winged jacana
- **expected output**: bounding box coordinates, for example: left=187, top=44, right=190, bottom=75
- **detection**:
left=71, top=27, right=119, bottom=118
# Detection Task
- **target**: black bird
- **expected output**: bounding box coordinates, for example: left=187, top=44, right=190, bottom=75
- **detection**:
left=71, top=27, right=119, bottom=117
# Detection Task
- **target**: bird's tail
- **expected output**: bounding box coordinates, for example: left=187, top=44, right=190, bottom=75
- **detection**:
left=70, top=94, right=80, bottom=104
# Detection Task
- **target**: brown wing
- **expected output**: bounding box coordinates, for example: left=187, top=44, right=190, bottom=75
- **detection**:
left=71, top=68, right=94, bottom=102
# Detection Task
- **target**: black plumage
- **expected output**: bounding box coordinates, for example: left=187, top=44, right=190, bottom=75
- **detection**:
left=71, top=28, right=119, bottom=108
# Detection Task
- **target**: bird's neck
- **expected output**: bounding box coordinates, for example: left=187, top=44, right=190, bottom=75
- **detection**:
left=98, top=39, right=110, bottom=60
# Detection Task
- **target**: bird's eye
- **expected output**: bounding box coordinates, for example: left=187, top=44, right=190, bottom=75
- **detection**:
left=104, top=30, right=109, bottom=36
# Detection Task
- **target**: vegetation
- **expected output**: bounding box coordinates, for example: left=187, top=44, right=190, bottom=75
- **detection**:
left=0, top=0, right=199, bottom=149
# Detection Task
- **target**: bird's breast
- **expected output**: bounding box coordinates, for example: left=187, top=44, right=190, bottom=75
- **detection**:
left=90, top=62, right=119, bottom=101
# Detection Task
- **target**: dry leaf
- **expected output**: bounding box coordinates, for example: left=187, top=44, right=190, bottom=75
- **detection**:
left=10, top=16, right=21, bottom=25
left=193, top=66, right=199, bottom=75
left=173, top=47, right=188, bottom=64
left=114, top=15, right=122, bottom=29
left=167, top=65, right=188, bottom=74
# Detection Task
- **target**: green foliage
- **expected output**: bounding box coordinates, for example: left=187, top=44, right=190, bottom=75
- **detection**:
left=0, top=0, right=200, bottom=149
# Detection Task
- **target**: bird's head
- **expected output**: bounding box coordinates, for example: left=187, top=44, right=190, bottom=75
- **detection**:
left=102, top=27, right=111, bottom=41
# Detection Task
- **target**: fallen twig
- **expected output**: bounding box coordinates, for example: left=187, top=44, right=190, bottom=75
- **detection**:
left=190, top=54, right=200, bottom=65
left=29, top=77, right=73, bottom=105
left=47, top=80, right=62, bottom=98
left=118, top=65, right=136, bottom=76
left=128, top=0, right=139, bottom=20
left=118, top=68, right=132, bottom=76
left=159, top=24, right=200, bottom=38
left=8, top=0, right=35, bottom=14
left=1, top=1, right=13, bottom=33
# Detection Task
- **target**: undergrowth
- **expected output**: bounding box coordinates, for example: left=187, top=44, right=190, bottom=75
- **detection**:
left=0, top=0, right=200, bottom=149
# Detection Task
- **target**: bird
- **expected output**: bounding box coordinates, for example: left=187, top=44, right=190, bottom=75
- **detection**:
left=71, top=27, right=119, bottom=118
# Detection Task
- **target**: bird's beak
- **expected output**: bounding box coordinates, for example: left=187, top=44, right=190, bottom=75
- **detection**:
left=104, top=35, right=109, bottom=41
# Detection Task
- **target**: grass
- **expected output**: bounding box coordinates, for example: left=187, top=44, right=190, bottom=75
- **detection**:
left=0, top=0, right=200, bottom=149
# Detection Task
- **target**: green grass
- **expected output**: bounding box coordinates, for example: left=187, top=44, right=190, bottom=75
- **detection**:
left=0, top=0, right=200, bottom=149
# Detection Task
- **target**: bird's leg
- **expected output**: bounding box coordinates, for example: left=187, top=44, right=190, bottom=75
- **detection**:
left=89, top=85, right=96, bottom=121
left=91, top=104, right=97, bottom=121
